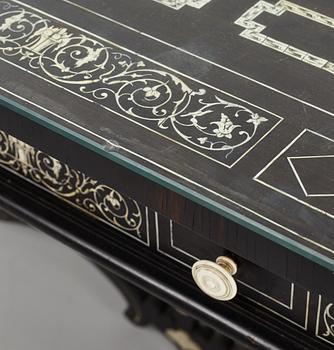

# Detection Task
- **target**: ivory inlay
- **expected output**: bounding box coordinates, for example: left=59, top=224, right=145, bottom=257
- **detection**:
left=235, top=1, right=334, bottom=75
left=153, top=0, right=212, bottom=10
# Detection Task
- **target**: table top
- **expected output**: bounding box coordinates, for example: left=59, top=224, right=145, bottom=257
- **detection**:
left=0, top=0, right=334, bottom=270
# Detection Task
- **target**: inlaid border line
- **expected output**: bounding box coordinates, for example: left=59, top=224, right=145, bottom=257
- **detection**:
left=155, top=212, right=191, bottom=268
left=59, top=0, right=334, bottom=118
left=1, top=85, right=332, bottom=258
left=145, top=207, right=151, bottom=247
left=254, top=129, right=334, bottom=220
left=0, top=56, right=282, bottom=169
left=288, top=155, right=334, bottom=198
left=245, top=291, right=310, bottom=331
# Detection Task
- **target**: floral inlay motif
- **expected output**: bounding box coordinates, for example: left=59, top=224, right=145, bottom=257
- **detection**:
left=212, top=114, right=240, bottom=140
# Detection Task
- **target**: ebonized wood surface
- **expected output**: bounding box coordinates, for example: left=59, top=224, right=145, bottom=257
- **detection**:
left=0, top=0, right=333, bottom=267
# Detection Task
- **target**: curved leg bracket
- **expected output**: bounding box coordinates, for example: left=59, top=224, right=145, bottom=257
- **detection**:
left=95, top=264, right=240, bottom=350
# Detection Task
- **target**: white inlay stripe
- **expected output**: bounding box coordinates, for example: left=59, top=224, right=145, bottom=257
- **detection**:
left=1, top=85, right=333, bottom=258
left=61, top=0, right=334, bottom=118
left=254, top=129, right=334, bottom=219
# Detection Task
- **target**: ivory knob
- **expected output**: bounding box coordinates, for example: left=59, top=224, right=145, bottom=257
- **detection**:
left=192, top=256, right=238, bottom=301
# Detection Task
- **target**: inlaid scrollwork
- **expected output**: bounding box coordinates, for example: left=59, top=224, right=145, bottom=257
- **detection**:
left=0, top=0, right=278, bottom=166
left=0, top=130, right=144, bottom=239
left=322, top=303, right=334, bottom=339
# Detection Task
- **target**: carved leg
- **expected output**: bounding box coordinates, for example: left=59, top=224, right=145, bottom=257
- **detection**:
left=96, top=265, right=243, bottom=350
left=100, top=271, right=150, bottom=326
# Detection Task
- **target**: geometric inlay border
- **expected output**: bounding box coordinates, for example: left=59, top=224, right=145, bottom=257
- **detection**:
left=235, top=0, right=334, bottom=75
left=254, top=129, right=334, bottom=220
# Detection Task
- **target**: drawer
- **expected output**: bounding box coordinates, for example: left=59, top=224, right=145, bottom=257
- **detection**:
left=155, top=215, right=334, bottom=347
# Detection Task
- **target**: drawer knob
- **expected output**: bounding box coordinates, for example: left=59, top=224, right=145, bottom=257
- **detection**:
left=192, top=256, right=238, bottom=301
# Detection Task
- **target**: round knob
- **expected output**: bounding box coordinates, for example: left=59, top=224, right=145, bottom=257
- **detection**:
left=192, top=256, right=238, bottom=301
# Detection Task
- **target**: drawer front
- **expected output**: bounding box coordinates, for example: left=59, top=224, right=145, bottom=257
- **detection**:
left=1, top=128, right=333, bottom=348
left=155, top=216, right=334, bottom=347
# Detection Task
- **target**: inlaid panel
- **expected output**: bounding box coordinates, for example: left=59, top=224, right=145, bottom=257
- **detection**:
left=0, top=130, right=150, bottom=245
left=154, top=214, right=334, bottom=346
left=0, top=0, right=281, bottom=167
